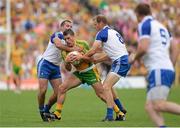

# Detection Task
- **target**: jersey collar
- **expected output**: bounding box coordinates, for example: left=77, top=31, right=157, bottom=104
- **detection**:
left=141, top=15, right=153, bottom=24
left=103, top=25, right=110, bottom=29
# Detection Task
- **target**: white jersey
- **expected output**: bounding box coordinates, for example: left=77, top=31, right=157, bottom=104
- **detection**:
left=95, top=25, right=128, bottom=61
left=42, top=32, right=65, bottom=65
left=138, top=16, right=174, bottom=71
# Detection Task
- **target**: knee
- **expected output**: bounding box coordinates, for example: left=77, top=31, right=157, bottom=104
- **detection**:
left=52, top=90, right=58, bottom=97
left=96, top=90, right=105, bottom=100
left=59, top=85, right=67, bottom=94
left=103, top=84, right=111, bottom=91
left=154, top=101, right=166, bottom=111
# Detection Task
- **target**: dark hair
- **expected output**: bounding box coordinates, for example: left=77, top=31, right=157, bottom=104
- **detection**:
left=93, top=14, right=108, bottom=24
left=60, top=19, right=72, bottom=27
left=63, top=29, right=75, bottom=36
left=135, top=3, right=151, bottom=16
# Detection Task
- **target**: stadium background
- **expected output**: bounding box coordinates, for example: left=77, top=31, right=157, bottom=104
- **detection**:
left=0, top=0, right=180, bottom=88
left=0, top=0, right=180, bottom=127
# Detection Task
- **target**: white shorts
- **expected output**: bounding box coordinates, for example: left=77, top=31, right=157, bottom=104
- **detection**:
left=147, top=86, right=170, bottom=101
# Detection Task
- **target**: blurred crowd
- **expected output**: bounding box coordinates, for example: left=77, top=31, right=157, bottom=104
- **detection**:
left=0, top=0, right=179, bottom=84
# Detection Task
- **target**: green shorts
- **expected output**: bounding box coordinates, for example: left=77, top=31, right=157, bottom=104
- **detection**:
left=13, top=65, right=21, bottom=75
left=73, top=67, right=101, bottom=85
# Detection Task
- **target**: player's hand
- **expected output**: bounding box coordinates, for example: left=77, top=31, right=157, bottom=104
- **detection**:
left=72, top=53, right=83, bottom=61
left=129, top=53, right=136, bottom=64
left=65, top=54, right=76, bottom=63
left=72, top=46, right=83, bottom=52
left=91, top=57, right=98, bottom=64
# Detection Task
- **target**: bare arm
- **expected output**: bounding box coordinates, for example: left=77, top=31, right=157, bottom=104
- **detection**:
left=170, top=39, right=179, bottom=66
left=85, top=41, right=102, bottom=57
left=93, top=53, right=110, bottom=64
left=129, top=38, right=150, bottom=64
left=54, top=37, right=82, bottom=52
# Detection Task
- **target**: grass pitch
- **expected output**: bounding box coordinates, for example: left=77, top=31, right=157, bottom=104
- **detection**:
left=0, top=86, right=180, bottom=127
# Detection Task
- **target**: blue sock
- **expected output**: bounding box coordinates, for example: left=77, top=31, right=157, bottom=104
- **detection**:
left=44, top=104, right=50, bottom=113
left=106, top=108, right=113, bottom=119
left=114, top=98, right=123, bottom=111
left=159, top=125, right=166, bottom=128
left=39, top=105, right=44, bottom=113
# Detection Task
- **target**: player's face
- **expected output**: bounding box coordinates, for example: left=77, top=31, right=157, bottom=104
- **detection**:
left=62, top=22, right=72, bottom=31
left=93, top=21, right=101, bottom=31
left=64, top=34, right=75, bottom=47
left=135, top=13, right=141, bottom=23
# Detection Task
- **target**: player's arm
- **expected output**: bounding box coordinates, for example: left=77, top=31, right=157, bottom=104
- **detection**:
left=73, top=40, right=101, bottom=62
left=129, top=22, right=151, bottom=64
left=129, top=38, right=150, bottom=64
left=53, top=33, right=81, bottom=52
left=170, top=39, right=179, bottom=66
left=68, top=51, right=93, bottom=63
left=85, top=30, right=104, bottom=57
left=93, top=52, right=110, bottom=64
left=54, top=37, right=75, bottom=52
left=75, top=41, right=101, bottom=63
left=85, top=41, right=102, bottom=57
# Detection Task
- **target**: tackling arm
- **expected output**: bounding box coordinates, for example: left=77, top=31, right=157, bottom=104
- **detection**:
left=85, top=41, right=102, bottom=57
left=129, top=38, right=150, bottom=64
left=93, top=52, right=110, bottom=64
left=54, top=37, right=73, bottom=52
left=54, top=37, right=82, bottom=52
left=170, top=39, right=179, bottom=66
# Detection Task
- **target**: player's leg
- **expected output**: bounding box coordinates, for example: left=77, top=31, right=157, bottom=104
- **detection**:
left=145, top=69, right=180, bottom=126
left=103, top=55, right=130, bottom=121
left=37, top=78, right=49, bottom=121
left=12, top=65, right=21, bottom=93
left=37, top=59, right=55, bottom=121
left=111, top=88, right=127, bottom=114
left=152, top=70, right=180, bottom=114
left=92, top=81, right=106, bottom=102
left=44, top=78, right=62, bottom=113
left=103, top=72, right=123, bottom=121
left=99, top=62, right=127, bottom=114
left=92, top=81, right=124, bottom=121
left=53, top=74, right=81, bottom=120
left=145, top=100, right=165, bottom=126
left=154, top=100, right=180, bottom=114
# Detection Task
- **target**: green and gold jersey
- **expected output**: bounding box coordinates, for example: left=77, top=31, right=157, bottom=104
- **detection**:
left=61, top=40, right=93, bottom=71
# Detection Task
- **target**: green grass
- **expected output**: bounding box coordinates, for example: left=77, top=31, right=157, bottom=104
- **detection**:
left=0, top=86, right=180, bottom=127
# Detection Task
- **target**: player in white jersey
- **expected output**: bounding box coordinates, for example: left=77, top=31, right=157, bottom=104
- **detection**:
left=129, top=3, right=180, bottom=127
left=76, top=15, right=131, bottom=121
left=37, top=19, right=81, bottom=122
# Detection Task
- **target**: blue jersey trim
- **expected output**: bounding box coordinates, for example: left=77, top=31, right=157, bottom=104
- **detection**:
left=140, top=19, right=152, bottom=36
left=96, top=26, right=109, bottom=42
left=50, top=32, right=64, bottom=44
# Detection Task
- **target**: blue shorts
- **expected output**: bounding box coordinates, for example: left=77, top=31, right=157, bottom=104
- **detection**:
left=111, top=55, right=131, bottom=77
left=147, top=69, right=175, bottom=92
left=37, top=59, right=61, bottom=80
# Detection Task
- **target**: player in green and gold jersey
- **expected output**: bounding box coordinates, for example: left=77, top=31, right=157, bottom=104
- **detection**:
left=50, top=29, right=124, bottom=121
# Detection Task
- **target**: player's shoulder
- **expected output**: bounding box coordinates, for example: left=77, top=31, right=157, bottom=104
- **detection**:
left=51, top=31, right=63, bottom=37
left=99, top=26, right=110, bottom=33
left=50, top=31, right=64, bottom=43
left=96, top=26, right=110, bottom=37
